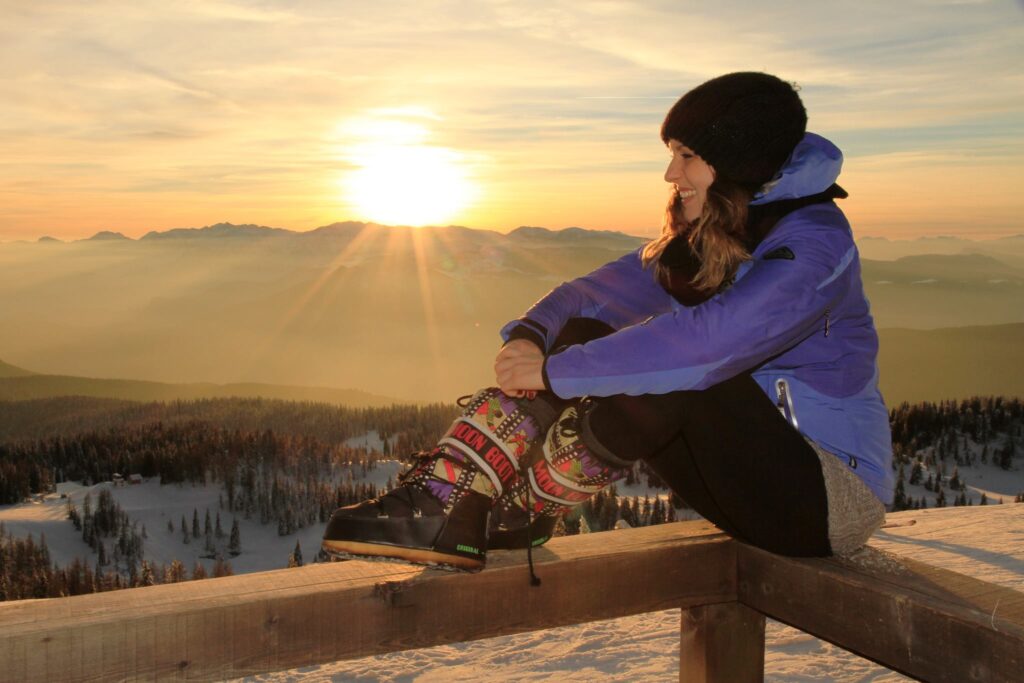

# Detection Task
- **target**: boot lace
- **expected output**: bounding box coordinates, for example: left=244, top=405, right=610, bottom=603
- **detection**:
left=557, top=397, right=594, bottom=438
left=386, top=447, right=465, bottom=517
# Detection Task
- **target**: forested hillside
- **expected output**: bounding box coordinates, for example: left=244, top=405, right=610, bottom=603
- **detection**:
left=0, top=395, right=1021, bottom=602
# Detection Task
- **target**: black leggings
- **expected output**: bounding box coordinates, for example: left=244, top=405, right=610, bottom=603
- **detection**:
left=548, top=318, right=831, bottom=557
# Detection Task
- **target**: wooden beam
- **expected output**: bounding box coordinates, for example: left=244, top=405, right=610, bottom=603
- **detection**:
left=679, top=601, right=765, bottom=683
left=0, top=521, right=735, bottom=682
left=736, top=543, right=1024, bottom=683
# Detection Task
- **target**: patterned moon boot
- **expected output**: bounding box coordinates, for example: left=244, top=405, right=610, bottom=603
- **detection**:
left=322, top=387, right=553, bottom=571
left=491, top=399, right=633, bottom=549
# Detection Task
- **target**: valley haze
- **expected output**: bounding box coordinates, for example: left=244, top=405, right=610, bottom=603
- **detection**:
left=2, top=222, right=1023, bottom=404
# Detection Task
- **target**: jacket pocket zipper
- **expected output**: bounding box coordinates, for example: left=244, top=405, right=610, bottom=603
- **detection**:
left=776, top=378, right=799, bottom=430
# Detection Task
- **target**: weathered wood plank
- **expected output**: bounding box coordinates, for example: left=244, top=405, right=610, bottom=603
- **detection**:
left=737, top=543, right=1024, bottom=683
left=0, top=521, right=735, bottom=682
left=679, top=601, right=765, bottom=683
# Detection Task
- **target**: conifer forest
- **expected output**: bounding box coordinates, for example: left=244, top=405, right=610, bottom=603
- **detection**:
left=0, top=395, right=1020, bottom=602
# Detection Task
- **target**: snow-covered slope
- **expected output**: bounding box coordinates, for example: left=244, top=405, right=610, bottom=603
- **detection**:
left=1, top=468, right=1020, bottom=681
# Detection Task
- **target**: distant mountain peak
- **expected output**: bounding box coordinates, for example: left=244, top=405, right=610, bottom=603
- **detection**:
left=86, top=231, right=131, bottom=241
left=140, top=222, right=292, bottom=240
left=508, top=225, right=646, bottom=247
left=37, top=235, right=62, bottom=243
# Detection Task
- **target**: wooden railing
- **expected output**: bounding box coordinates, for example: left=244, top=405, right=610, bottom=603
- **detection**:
left=1, top=520, right=1021, bottom=682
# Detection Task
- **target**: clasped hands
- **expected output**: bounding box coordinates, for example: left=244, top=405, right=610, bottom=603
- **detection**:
left=494, top=339, right=545, bottom=399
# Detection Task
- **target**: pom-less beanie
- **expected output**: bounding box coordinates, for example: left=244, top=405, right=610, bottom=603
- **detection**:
left=661, top=72, right=807, bottom=189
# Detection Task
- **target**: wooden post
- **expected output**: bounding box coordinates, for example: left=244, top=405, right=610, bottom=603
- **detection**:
left=736, top=543, right=1024, bottom=683
left=679, top=601, right=765, bottom=683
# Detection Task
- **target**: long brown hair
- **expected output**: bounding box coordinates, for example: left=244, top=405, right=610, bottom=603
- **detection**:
left=641, top=178, right=752, bottom=294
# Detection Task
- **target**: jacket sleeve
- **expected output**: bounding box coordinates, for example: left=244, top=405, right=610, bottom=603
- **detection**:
left=499, top=248, right=674, bottom=351
left=543, top=220, right=856, bottom=397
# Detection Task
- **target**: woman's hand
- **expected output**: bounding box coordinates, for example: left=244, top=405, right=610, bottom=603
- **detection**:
left=494, top=339, right=545, bottom=398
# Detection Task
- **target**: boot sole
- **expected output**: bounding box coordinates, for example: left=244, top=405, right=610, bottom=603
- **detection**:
left=321, top=539, right=485, bottom=572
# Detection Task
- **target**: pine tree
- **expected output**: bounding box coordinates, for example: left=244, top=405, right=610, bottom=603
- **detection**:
left=212, top=558, right=233, bottom=577
left=998, top=434, right=1016, bottom=470
left=652, top=496, right=664, bottom=525
left=229, top=519, right=241, bottom=556
left=949, top=467, right=961, bottom=492
left=192, top=509, right=201, bottom=539
left=139, top=561, right=155, bottom=587
left=552, top=515, right=567, bottom=537
left=935, top=485, right=947, bottom=508
left=67, top=500, right=81, bottom=530
left=181, top=515, right=190, bottom=544
left=215, top=511, right=224, bottom=539
left=893, top=467, right=908, bottom=511
left=165, top=560, right=186, bottom=583
left=290, top=540, right=303, bottom=568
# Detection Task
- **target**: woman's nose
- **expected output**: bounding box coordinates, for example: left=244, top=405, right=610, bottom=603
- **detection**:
left=664, top=158, right=680, bottom=183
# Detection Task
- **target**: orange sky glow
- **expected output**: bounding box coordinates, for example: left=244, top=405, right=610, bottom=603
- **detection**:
left=2, top=1, right=1022, bottom=242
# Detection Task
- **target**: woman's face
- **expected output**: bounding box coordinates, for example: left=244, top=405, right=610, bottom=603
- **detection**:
left=664, top=139, right=715, bottom=223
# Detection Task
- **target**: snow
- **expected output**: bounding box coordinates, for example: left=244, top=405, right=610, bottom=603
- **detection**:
left=900, top=436, right=1023, bottom=508
left=344, top=430, right=393, bottom=453
left=232, top=504, right=1022, bottom=683
left=1, top=464, right=1021, bottom=681
left=5, top=466, right=397, bottom=574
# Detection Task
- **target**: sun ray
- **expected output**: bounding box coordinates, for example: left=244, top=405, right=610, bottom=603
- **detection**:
left=410, top=228, right=445, bottom=393
left=239, top=223, right=382, bottom=377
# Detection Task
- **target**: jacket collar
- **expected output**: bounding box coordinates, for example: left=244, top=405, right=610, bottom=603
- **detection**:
left=751, top=132, right=843, bottom=205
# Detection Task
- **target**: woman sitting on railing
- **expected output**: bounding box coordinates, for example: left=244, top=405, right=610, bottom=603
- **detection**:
left=322, top=72, right=892, bottom=576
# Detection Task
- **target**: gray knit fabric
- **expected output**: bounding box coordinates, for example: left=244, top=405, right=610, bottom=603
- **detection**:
left=807, top=439, right=886, bottom=555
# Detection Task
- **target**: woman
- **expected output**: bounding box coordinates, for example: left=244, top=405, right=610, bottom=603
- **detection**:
left=322, top=72, right=892, bottom=572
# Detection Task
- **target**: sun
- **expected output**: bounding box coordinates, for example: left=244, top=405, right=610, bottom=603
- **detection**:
left=337, top=113, right=478, bottom=226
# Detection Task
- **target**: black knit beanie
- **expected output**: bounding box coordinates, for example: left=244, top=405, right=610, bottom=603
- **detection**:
left=661, top=72, right=807, bottom=189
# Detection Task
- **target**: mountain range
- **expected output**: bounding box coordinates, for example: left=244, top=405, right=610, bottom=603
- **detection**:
left=2, top=222, right=1021, bottom=403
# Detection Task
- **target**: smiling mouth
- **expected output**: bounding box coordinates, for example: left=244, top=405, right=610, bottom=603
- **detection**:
left=676, top=188, right=697, bottom=202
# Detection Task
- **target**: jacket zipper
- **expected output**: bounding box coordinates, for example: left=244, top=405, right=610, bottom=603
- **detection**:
left=824, top=308, right=831, bottom=337
left=776, top=378, right=799, bottom=429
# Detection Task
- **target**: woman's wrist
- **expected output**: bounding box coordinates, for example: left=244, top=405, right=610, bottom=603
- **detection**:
left=503, top=323, right=546, bottom=352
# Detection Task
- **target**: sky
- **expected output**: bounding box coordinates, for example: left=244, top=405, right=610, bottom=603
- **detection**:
left=1, top=0, right=1022, bottom=242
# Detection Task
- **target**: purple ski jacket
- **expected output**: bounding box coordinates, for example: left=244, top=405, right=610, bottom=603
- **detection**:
left=500, top=133, right=894, bottom=505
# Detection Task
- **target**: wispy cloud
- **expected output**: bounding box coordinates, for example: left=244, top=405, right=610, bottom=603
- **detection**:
left=0, top=0, right=1021, bottom=239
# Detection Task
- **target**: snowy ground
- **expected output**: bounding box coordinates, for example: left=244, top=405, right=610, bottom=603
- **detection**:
left=1, top=445, right=1020, bottom=682
left=0, top=458, right=680, bottom=577
left=235, top=504, right=1023, bottom=683
left=1, top=460, right=404, bottom=575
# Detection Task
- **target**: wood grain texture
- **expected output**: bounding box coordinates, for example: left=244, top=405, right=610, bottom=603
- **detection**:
left=679, top=601, right=765, bottom=683
left=736, top=543, right=1024, bottom=683
left=0, top=521, right=735, bottom=682
left=5, top=521, right=1022, bottom=683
